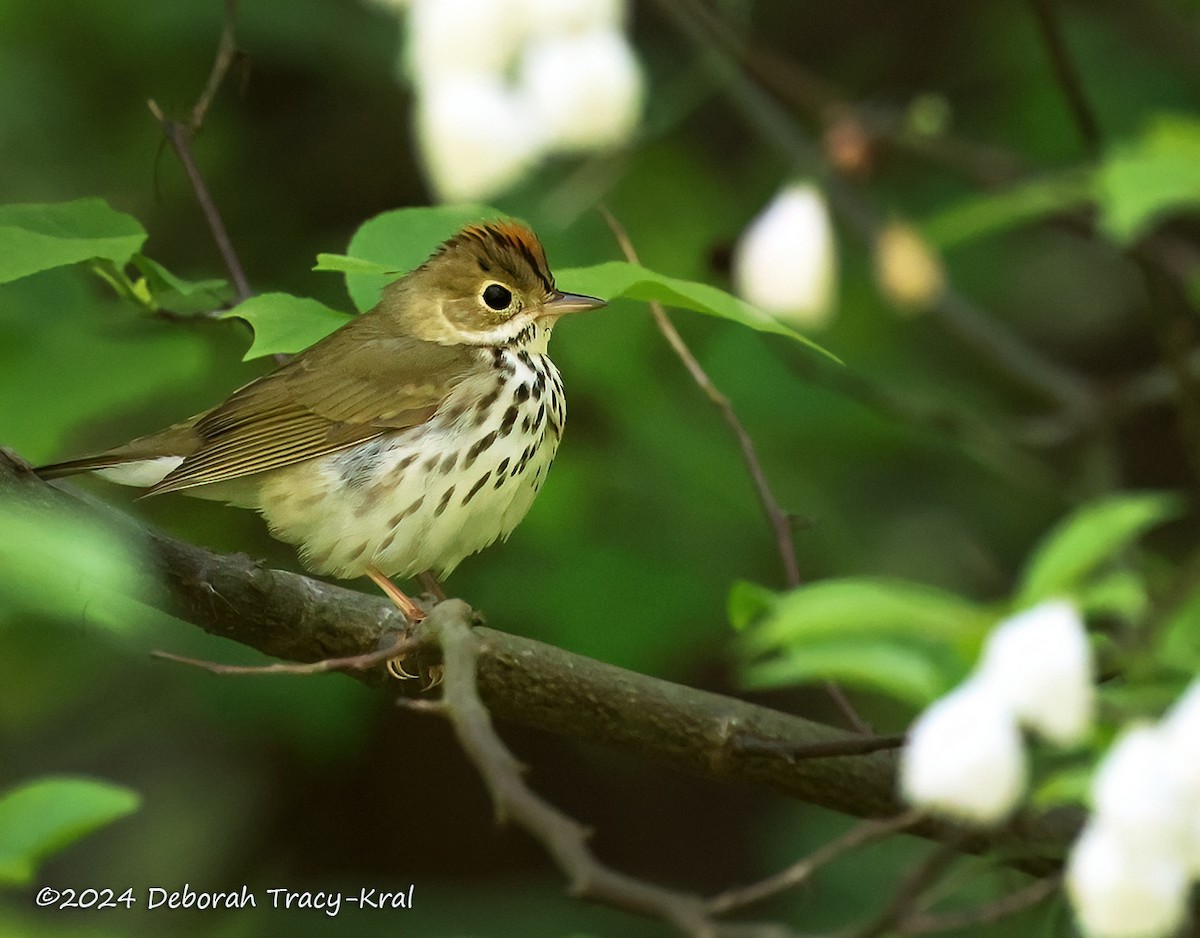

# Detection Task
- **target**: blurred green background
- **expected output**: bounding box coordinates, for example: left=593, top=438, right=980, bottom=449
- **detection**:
left=3, top=0, right=1198, bottom=934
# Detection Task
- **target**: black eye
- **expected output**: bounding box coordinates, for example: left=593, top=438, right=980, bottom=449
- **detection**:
left=482, top=284, right=513, bottom=311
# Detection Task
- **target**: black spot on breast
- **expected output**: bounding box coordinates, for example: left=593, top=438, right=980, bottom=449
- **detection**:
left=517, top=350, right=534, bottom=370
left=434, top=485, right=456, bottom=517
left=473, top=385, right=502, bottom=424
left=499, top=404, right=519, bottom=437
left=496, top=457, right=510, bottom=477
left=464, top=430, right=498, bottom=468
left=462, top=470, right=492, bottom=505
left=388, top=494, right=425, bottom=526
left=513, top=382, right=531, bottom=404
left=440, top=452, right=458, bottom=474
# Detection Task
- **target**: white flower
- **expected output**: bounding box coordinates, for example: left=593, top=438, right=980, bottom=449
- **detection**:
left=1066, top=820, right=1189, bottom=938
left=520, top=29, right=643, bottom=152
left=899, top=677, right=1027, bottom=824
left=1161, top=680, right=1200, bottom=799
left=415, top=75, right=539, bottom=202
left=520, top=0, right=625, bottom=38
left=1091, top=724, right=1192, bottom=858
left=407, top=0, right=525, bottom=83
left=1159, top=681, right=1200, bottom=872
left=976, top=598, right=1094, bottom=746
left=732, top=183, right=838, bottom=330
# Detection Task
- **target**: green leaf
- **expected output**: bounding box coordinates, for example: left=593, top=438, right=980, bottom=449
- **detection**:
left=313, top=253, right=394, bottom=276
left=337, top=204, right=504, bottom=312
left=0, top=776, right=140, bottom=886
left=1032, top=766, right=1092, bottom=810
left=1016, top=492, right=1182, bottom=606
left=738, top=577, right=991, bottom=659
left=1158, top=585, right=1200, bottom=670
left=1077, top=569, right=1149, bottom=621
left=1097, top=114, right=1200, bottom=243
left=921, top=172, right=1092, bottom=250
left=0, top=199, right=146, bottom=285
left=743, top=638, right=950, bottom=707
left=129, top=254, right=231, bottom=315
left=222, top=292, right=353, bottom=359
left=555, top=261, right=837, bottom=359
left=728, top=580, right=779, bottom=631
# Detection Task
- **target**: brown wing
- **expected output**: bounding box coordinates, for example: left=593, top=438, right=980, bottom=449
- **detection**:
left=44, top=312, right=477, bottom=495
left=148, top=313, right=479, bottom=494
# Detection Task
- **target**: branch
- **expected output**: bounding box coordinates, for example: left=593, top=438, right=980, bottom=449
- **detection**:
left=148, top=1, right=252, bottom=302
left=0, top=450, right=1079, bottom=881
left=1028, top=0, right=1103, bottom=157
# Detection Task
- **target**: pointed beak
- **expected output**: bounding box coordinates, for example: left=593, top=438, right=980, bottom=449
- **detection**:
left=544, top=291, right=606, bottom=316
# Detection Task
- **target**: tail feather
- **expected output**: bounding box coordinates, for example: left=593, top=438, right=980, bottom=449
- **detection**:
left=35, top=456, right=128, bottom=480
left=36, top=454, right=184, bottom=488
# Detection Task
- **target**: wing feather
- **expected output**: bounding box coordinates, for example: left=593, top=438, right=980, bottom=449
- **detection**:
left=146, top=313, right=479, bottom=495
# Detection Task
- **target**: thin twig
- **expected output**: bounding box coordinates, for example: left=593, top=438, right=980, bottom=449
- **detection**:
left=1028, top=0, right=1103, bottom=157
left=147, top=1, right=252, bottom=302
left=598, top=206, right=872, bottom=736
left=152, top=635, right=413, bottom=676
left=423, top=601, right=797, bottom=938
left=191, top=0, right=241, bottom=129
left=707, top=809, right=923, bottom=915
left=849, top=845, right=961, bottom=938
left=901, top=874, right=1061, bottom=934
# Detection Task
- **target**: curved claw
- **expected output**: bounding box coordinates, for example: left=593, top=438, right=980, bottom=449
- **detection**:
left=386, top=657, right=420, bottom=680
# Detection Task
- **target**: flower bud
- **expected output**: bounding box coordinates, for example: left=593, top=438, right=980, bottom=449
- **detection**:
left=976, top=598, right=1094, bottom=746
left=873, top=220, right=944, bottom=313
left=732, top=183, right=838, bottom=330
left=416, top=75, right=538, bottom=202
left=408, top=0, right=524, bottom=82
left=1092, top=725, right=1191, bottom=858
left=1067, top=820, right=1189, bottom=938
left=899, top=677, right=1026, bottom=824
left=520, top=29, right=643, bottom=152
left=520, top=0, right=625, bottom=38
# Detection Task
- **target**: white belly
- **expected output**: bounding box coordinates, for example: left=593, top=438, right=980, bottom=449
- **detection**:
left=255, top=349, right=565, bottom=581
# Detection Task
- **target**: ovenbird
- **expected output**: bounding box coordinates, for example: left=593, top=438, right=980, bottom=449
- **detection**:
left=37, top=221, right=604, bottom=627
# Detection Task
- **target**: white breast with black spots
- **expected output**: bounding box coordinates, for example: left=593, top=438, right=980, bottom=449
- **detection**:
left=257, top=345, right=565, bottom=580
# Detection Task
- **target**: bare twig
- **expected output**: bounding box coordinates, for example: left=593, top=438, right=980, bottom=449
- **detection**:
left=191, top=0, right=242, bottom=129
left=421, top=601, right=797, bottom=938
left=1029, top=0, right=1103, bottom=157
left=902, top=874, right=1061, bottom=934
left=849, top=845, right=961, bottom=938
left=707, top=809, right=923, bottom=915
left=147, top=0, right=252, bottom=302
left=598, top=206, right=871, bottom=736
left=151, top=634, right=414, bottom=676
